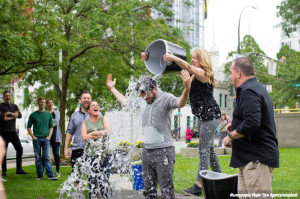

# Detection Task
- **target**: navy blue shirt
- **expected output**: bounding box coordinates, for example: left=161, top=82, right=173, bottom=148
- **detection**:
left=230, top=77, right=279, bottom=168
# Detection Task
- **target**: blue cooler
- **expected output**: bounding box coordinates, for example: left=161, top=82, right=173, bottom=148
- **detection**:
left=132, top=164, right=144, bottom=190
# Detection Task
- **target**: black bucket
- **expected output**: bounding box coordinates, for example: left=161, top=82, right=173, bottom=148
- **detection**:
left=144, top=39, right=187, bottom=75
left=200, top=170, right=238, bottom=199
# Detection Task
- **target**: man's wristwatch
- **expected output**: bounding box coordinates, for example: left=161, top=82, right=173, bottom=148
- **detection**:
left=228, top=132, right=235, bottom=140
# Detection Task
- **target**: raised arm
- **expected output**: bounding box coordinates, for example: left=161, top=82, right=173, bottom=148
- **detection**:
left=163, top=53, right=208, bottom=83
left=106, top=74, right=126, bottom=106
left=177, top=70, right=193, bottom=108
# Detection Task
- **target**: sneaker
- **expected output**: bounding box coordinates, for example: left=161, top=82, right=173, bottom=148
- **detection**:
left=47, top=176, right=58, bottom=180
left=56, top=172, right=61, bottom=178
left=36, top=176, right=43, bottom=180
left=16, top=169, right=29, bottom=175
left=2, top=171, right=6, bottom=177
left=182, top=184, right=202, bottom=196
left=1, top=177, right=7, bottom=182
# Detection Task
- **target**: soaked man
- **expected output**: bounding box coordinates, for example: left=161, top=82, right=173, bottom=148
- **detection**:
left=106, top=71, right=191, bottom=199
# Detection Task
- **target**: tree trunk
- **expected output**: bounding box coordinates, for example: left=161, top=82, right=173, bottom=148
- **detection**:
left=59, top=66, right=70, bottom=156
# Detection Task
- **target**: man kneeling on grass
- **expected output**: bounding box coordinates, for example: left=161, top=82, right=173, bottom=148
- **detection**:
left=27, top=97, right=58, bottom=180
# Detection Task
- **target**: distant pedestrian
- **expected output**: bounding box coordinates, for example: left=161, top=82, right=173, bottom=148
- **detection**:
left=27, top=97, right=58, bottom=180
left=0, top=91, right=28, bottom=178
left=218, top=113, right=230, bottom=148
left=173, top=127, right=180, bottom=141
left=185, top=127, right=193, bottom=143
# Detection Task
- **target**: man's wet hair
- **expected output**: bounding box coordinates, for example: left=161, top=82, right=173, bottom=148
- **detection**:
left=135, top=77, right=157, bottom=93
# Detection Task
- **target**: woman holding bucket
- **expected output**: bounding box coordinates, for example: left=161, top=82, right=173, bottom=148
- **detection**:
left=163, top=49, right=222, bottom=196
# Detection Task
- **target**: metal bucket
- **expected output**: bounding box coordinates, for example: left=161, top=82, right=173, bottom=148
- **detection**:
left=199, top=170, right=238, bottom=199
left=144, top=39, right=187, bottom=75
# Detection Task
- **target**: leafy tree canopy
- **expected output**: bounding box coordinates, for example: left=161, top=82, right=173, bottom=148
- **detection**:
left=276, top=0, right=300, bottom=36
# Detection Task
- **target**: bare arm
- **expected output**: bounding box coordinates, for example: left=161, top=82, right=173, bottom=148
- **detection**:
left=106, top=74, right=126, bottom=106
left=163, top=53, right=208, bottom=83
left=81, top=122, right=98, bottom=141
left=47, top=128, right=53, bottom=140
left=27, top=128, right=37, bottom=140
left=0, top=137, right=7, bottom=199
left=64, top=133, right=73, bottom=158
left=178, top=70, right=193, bottom=108
left=89, top=116, right=112, bottom=137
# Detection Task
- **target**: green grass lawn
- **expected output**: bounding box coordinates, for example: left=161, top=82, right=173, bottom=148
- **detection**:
left=3, top=148, right=300, bottom=199
left=174, top=148, right=300, bottom=197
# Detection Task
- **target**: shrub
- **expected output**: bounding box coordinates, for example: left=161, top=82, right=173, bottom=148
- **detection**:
left=187, top=141, right=199, bottom=148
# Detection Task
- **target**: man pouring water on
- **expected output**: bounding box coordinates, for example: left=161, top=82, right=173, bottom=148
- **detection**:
left=106, top=65, right=191, bottom=198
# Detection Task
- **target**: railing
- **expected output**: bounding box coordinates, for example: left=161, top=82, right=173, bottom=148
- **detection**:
left=274, top=109, right=300, bottom=114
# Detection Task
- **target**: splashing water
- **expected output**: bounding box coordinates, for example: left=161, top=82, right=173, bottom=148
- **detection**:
left=57, top=76, right=163, bottom=199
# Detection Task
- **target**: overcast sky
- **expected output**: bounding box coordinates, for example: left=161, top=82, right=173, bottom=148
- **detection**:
left=204, top=0, right=282, bottom=64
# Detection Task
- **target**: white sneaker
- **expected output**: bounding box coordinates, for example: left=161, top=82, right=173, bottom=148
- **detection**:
left=47, top=176, right=58, bottom=180
left=1, top=177, right=7, bottom=182
left=57, top=172, right=61, bottom=178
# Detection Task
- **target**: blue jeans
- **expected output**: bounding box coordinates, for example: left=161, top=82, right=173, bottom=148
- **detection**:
left=33, top=138, right=54, bottom=177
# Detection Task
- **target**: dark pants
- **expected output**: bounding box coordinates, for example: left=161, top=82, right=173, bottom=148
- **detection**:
left=142, top=146, right=175, bottom=199
left=50, top=128, right=60, bottom=173
left=71, top=149, right=84, bottom=169
left=86, top=156, right=112, bottom=199
left=1, top=131, right=23, bottom=172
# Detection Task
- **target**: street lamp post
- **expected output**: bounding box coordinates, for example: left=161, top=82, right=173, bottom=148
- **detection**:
left=238, top=5, right=257, bottom=54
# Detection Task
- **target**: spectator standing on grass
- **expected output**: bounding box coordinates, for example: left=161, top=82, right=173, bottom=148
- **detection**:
left=223, top=57, right=279, bottom=197
left=27, top=97, right=58, bottom=180
left=64, top=90, right=92, bottom=169
left=0, top=91, right=28, bottom=178
left=46, top=99, right=62, bottom=177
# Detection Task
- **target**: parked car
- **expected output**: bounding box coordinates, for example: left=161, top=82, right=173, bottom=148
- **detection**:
left=6, top=137, right=34, bottom=159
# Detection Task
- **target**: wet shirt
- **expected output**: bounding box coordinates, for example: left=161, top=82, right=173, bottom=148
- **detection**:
left=142, top=91, right=179, bottom=149
left=189, top=78, right=221, bottom=121
left=0, top=103, right=22, bottom=132
left=67, top=109, right=90, bottom=150
left=230, top=77, right=279, bottom=168
left=84, top=117, right=110, bottom=158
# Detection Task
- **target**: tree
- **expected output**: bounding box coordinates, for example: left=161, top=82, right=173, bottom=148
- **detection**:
left=276, top=0, right=300, bottom=37
left=17, top=0, right=190, bottom=154
left=271, top=45, right=300, bottom=108
left=0, top=0, right=45, bottom=76
left=224, top=35, right=272, bottom=85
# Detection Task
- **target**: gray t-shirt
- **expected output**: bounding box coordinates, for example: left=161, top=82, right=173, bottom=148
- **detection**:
left=142, top=91, right=179, bottom=149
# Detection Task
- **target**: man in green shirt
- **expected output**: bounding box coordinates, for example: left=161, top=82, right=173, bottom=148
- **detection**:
left=27, top=97, right=57, bottom=180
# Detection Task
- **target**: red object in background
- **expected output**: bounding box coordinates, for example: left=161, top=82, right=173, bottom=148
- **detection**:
left=185, top=128, right=193, bottom=141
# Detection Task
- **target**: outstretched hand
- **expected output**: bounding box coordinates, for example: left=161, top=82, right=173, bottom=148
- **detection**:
left=180, top=70, right=194, bottom=90
left=106, top=74, right=116, bottom=90
left=163, top=53, right=177, bottom=62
